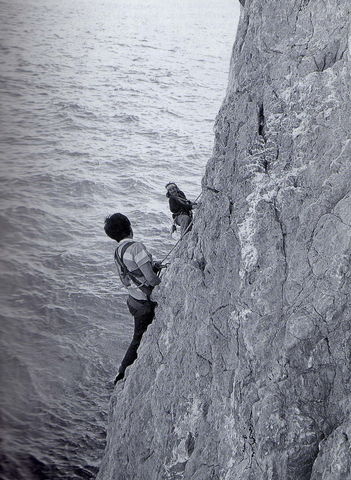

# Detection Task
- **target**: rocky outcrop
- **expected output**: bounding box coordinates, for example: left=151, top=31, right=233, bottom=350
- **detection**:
left=97, top=1, right=351, bottom=479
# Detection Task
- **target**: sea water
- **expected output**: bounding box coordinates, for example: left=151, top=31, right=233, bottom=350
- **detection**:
left=0, top=0, right=239, bottom=478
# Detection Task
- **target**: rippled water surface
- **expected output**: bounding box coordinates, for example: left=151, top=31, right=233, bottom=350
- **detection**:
left=0, top=0, right=239, bottom=478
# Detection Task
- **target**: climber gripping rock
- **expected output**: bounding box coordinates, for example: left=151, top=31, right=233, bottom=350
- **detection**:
left=104, top=213, right=161, bottom=385
left=165, top=182, right=197, bottom=236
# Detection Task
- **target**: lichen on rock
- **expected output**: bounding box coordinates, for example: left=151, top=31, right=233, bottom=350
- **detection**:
left=96, top=1, right=351, bottom=479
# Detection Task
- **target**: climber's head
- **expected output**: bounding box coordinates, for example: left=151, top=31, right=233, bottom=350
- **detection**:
left=165, top=182, right=178, bottom=197
left=104, top=213, right=133, bottom=242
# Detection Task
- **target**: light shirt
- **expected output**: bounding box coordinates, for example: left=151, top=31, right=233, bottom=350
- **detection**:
left=115, top=238, right=153, bottom=301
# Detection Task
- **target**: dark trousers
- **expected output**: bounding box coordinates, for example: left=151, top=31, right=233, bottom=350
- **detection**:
left=119, top=296, right=156, bottom=374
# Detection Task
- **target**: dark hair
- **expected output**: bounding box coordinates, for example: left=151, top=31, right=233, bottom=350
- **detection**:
left=104, top=213, right=131, bottom=242
left=166, top=183, right=186, bottom=199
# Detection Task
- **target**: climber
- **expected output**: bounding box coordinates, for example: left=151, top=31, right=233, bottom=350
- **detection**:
left=165, top=182, right=197, bottom=236
left=104, top=213, right=161, bottom=385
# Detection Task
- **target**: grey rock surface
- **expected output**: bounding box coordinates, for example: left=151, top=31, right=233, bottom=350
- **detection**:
left=97, top=1, right=351, bottom=479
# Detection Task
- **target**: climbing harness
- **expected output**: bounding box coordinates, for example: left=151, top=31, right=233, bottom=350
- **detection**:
left=114, top=241, right=153, bottom=297
left=115, top=240, right=168, bottom=287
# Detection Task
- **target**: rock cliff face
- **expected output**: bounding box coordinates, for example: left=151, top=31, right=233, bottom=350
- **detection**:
left=97, top=1, right=351, bottom=479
